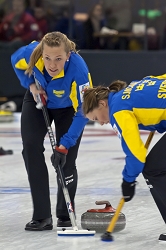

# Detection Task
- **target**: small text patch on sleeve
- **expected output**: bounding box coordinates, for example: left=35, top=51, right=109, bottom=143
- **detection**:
left=79, top=82, right=90, bottom=102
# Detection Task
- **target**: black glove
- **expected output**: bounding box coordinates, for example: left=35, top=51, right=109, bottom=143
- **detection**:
left=51, top=146, right=68, bottom=170
left=121, top=179, right=137, bottom=202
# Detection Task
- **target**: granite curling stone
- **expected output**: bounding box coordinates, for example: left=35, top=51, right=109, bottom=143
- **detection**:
left=81, top=200, right=126, bottom=233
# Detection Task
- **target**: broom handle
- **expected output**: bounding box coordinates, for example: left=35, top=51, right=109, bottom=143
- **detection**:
left=106, top=197, right=125, bottom=233
left=144, top=131, right=155, bottom=149
left=106, top=131, right=155, bottom=233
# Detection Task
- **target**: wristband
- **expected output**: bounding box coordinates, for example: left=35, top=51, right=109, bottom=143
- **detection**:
left=55, top=146, right=68, bottom=155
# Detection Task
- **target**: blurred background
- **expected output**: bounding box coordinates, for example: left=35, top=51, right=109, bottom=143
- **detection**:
left=0, top=0, right=166, bottom=112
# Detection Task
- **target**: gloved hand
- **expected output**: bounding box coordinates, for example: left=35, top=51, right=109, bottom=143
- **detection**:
left=121, top=179, right=137, bottom=202
left=51, top=146, right=68, bottom=170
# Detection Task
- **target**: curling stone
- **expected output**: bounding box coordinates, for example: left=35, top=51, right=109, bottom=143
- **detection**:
left=0, top=110, right=14, bottom=122
left=81, top=201, right=126, bottom=233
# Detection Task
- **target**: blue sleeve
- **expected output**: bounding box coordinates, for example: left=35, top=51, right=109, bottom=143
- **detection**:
left=11, top=42, right=38, bottom=89
left=60, top=70, right=92, bottom=149
left=112, top=110, right=147, bottom=182
left=60, top=108, right=88, bottom=149
left=121, top=137, right=145, bottom=182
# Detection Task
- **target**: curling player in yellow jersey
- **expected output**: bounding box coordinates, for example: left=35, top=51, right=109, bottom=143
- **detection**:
left=82, top=74, right=166, bottom=241
left=11, top=31, right=92, bottom=231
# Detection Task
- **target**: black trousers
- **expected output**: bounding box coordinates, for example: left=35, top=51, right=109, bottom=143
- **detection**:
left=21, top=90, right=82, bottom=220
left=143, top=133, right=166, bottom=223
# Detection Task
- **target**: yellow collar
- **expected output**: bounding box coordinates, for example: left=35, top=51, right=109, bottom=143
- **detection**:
left=35, top=56, right=44, bottom=73
left=52, top=69, right=64, bottom=79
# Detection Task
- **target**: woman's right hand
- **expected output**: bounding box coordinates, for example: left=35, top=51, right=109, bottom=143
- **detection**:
left=29, top=83, right=47, bottom=103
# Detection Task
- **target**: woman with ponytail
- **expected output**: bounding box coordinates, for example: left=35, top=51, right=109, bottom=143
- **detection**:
left=82, top=75, right=166, bottom=240
left=11, top=31, right=92, bottom=231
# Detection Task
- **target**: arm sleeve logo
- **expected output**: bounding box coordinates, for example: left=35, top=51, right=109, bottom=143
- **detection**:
left=79, top=82, right=90, bottom=103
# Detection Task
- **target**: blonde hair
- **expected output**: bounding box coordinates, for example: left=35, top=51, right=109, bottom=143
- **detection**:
left=82, top=80, right=127, bottom=115
left=25, top=31, right=78, bottom=76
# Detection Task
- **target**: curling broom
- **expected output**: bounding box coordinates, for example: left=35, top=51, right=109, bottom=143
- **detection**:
left=101, top=131, right=155, bottom=242
left=35, top=77, right=95, bottom=237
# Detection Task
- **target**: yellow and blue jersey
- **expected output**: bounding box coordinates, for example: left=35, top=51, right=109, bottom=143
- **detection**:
left=11, top=41, right=93, bottom=149
left=109, top=74, right=166, bottom=182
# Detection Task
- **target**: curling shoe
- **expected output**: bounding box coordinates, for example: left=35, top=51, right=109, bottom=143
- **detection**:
left=25, top=217, right=53, bottom=231
left=57, top=218, right=72, bottom=229
left=159, top=233, right=166, bottom=242
left=0, top=147, right=13, bottom=155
